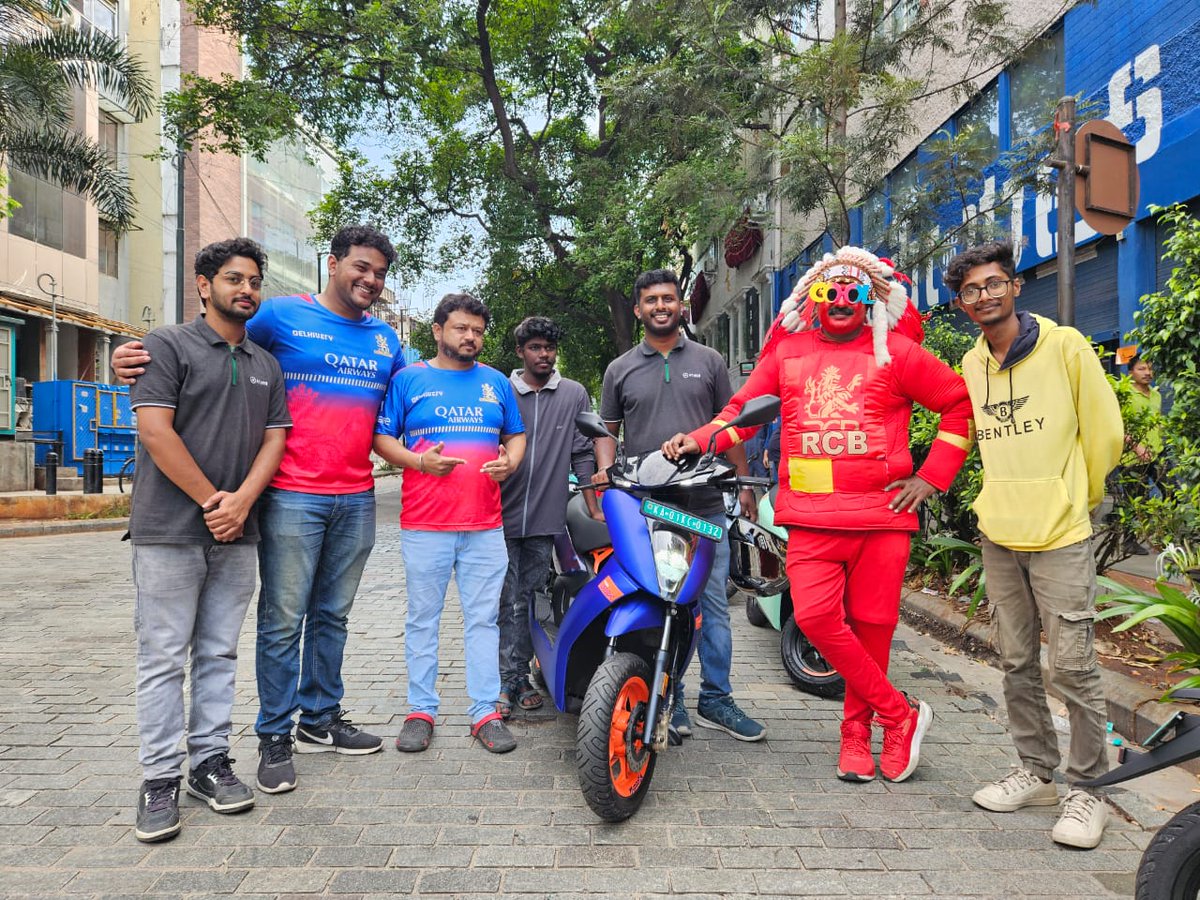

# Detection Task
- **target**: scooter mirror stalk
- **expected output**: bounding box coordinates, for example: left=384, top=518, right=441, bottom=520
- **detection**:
left=701, top=395, right=781, bottom=464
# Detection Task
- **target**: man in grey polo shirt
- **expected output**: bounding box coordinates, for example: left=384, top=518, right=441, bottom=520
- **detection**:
left=128, top=238, right=290, bottom=843
left=595, top=268, right=763, bottom=742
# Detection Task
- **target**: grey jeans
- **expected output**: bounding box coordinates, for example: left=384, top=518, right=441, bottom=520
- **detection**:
left=133, top=543, right=257, bottom=780
left=499, top=535, right=554, bottom=685
left=982, top=536, right=1108, bottom=784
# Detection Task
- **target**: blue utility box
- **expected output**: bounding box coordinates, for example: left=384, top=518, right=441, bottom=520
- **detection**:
left=32, top=381, right=135, bottom=475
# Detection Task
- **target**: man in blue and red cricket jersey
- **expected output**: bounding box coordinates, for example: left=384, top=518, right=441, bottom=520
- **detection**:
left=374, top=293, right=527, bottom=754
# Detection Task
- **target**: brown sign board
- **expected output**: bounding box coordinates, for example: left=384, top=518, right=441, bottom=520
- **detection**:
left=1074, top=120, right=1139, bottom=235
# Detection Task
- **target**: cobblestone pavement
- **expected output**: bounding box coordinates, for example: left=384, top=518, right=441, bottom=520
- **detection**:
left=0, top=479, right=1170, bottom=897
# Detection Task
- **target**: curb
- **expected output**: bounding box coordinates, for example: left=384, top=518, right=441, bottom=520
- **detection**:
left=0, top=517, right=129, bottom=538
left=900, top=588, right=1191, bottom=751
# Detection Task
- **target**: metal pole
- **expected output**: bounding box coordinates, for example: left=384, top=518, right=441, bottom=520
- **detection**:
left=1054, top=96, right=1077, bottom=327
left=176, top=144, right=186, bottom=325
left=36, top=273, right=59, bottom=379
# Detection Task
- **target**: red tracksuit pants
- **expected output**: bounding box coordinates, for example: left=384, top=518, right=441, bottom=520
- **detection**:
left=785, top=527, right=912, bottom=729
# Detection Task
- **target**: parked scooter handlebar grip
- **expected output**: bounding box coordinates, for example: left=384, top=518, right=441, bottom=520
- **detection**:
left=737, top=477, right=772, bottom=488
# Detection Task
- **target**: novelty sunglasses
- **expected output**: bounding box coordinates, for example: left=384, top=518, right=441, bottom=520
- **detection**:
left=808, top=281, right=874, bottom=305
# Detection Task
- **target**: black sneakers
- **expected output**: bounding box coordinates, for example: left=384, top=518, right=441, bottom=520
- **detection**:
left=257, top=734, right=297, bottom=794
left=185, top=753, right=255, bottom=813
left=135, top=778, right=181, bottom=843
left=295, top=710, right=383, bottom=755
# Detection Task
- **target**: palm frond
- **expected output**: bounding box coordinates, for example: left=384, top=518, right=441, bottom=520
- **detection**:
left=1, top=125, right=134, bottom=230
left=16, top=26, right=155, bottom=120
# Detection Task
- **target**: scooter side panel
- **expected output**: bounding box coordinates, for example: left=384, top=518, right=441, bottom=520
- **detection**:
left=539, top=564, right=644, bottom=711
left=605, top=595, right=663, bottom=637
left=603, top=490, right=657, bottom=596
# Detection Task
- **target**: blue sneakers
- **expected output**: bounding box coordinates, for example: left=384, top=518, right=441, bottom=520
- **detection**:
left=696, top=696, right=766, bottom=742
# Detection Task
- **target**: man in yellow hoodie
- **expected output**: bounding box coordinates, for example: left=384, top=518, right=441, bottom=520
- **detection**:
left=945, top=240, right=1122, bottom=850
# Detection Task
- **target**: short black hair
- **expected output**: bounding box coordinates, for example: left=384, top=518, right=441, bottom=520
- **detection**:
left=194, top=237, right=267, bottom=282
left=944, top=240, right=1017, bottom=294
left=514, top=316, right=563, bottom=348
left=433, top=292, right=491, bottom=328
left=1128, top=355, right=1148, bottom=369
left=329, top=225, right=397, bottom=268
left=633, top=269, right=681, bottom=303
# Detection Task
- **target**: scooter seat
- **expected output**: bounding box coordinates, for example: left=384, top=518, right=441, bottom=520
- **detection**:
left=566, top=492, right=611, bottom=554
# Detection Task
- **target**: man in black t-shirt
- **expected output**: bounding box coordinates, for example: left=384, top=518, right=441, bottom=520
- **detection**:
left=128, top=238, right=290, bottom=844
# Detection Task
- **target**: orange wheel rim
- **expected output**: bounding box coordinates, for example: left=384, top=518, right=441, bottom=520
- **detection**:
left=608, top=676, right=650, bottom=797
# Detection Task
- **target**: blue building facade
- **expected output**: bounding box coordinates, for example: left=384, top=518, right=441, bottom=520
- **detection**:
left=772, top=0, right=1200, bottom=348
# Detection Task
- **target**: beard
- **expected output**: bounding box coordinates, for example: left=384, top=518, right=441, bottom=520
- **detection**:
left=439, top=340, right=479, bottom=363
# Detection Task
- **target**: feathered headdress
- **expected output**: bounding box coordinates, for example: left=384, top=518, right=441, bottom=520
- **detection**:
left=761, top=246, right=924, bottom=366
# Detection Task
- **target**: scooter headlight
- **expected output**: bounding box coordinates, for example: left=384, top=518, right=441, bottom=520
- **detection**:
left=651, top=528, right=695, bottom=602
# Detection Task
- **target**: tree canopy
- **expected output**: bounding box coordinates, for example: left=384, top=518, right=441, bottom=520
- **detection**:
left=177, top=0, right=1075, bottom=384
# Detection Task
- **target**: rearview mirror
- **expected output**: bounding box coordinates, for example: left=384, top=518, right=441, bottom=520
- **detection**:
left=727, top=395, right=780, bottom=430
left=575, top=411, right=612, bottom=440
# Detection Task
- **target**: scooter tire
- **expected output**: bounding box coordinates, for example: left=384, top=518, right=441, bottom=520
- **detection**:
left=781, top=617, right=845, bottom=699
left=576, top=652, right=657, bottom=822
left=745, top=595, right=770, bottom=628
left=1136, top=800, right=1200, bottom=900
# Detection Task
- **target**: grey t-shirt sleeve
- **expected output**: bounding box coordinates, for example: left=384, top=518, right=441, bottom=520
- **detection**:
left=599, top=364, right=622, bottom=424
left=265, top=356, right=292, bottom=429
left=570, top=384, right=597, bottom=481
left=129, top=331, right=183, bottom=409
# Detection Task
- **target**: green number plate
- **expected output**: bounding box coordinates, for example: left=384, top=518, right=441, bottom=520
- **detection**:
left=640, top=499, right=725, bottom=541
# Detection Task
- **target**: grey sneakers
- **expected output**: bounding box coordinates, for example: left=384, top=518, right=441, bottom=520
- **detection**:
left=185, top=753, right=255, bottom=813
left=134, top=778, right=181, bottom=843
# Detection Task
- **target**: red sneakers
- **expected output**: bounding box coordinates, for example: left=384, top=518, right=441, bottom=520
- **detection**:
left=879, top=697, right=932, bottom=783
left=837, top=720, right=875, bottom=782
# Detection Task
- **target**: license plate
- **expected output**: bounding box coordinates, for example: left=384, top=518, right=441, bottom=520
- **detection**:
left=640, top=499, right=725, bottom=541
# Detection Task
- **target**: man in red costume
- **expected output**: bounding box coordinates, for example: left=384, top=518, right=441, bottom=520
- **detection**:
left=664, top=247, right=973, bottom=783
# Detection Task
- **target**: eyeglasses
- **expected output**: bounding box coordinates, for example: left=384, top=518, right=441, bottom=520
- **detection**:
left=958, top=279, right=1012, bottom=304
left=220, top=273, right=264, bottom=291
left=808, top=281, right=873, bottom=305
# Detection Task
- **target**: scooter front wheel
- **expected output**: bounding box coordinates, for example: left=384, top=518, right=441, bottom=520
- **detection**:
left=1137, top=800, right=1200, bottom=900
left=576, top=652, right=657, bottom=822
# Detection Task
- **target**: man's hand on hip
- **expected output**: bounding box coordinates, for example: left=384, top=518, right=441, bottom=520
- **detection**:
left=885, top=475, right=937, bottom=513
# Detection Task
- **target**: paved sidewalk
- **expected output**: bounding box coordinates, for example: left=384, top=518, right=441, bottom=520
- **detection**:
left=0, top=480, right=1181, bottom=897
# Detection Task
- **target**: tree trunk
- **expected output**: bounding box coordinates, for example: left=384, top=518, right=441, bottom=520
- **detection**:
left=606, top=289, right=635, bottom=354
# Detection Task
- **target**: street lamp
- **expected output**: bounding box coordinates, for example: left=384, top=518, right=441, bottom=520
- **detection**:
left=36, top=272, right=59, bottom=379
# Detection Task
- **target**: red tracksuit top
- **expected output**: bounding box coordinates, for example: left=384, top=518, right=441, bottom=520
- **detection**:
left=690, top=328, right=973, bottom=532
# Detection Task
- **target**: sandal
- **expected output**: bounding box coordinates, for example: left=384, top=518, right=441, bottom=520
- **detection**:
left=514, top=675, right=544, bottom=711
left=497, top=686, right=515, bottom=720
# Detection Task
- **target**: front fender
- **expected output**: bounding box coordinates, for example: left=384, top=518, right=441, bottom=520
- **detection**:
left=605, top=594, right=664, bottom=637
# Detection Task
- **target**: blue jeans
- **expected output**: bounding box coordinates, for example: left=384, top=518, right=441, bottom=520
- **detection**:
left=255, top=488, right=375, bottom=736
left=133, top=543, right=257, bottom=780
left=676, top=515, right=734, bottom=707
left=400, top=528, right=508, bottom=723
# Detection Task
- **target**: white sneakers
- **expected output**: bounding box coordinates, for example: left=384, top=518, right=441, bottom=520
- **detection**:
left=1051, top=789, right=1109, bottom=849
left=972, top=767, right=1059, bottom=812
left=974, top=769, right=1108, bottom=849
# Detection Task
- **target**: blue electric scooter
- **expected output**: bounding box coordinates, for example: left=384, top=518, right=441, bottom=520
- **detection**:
left=530, top=396, right=779, bottom=821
